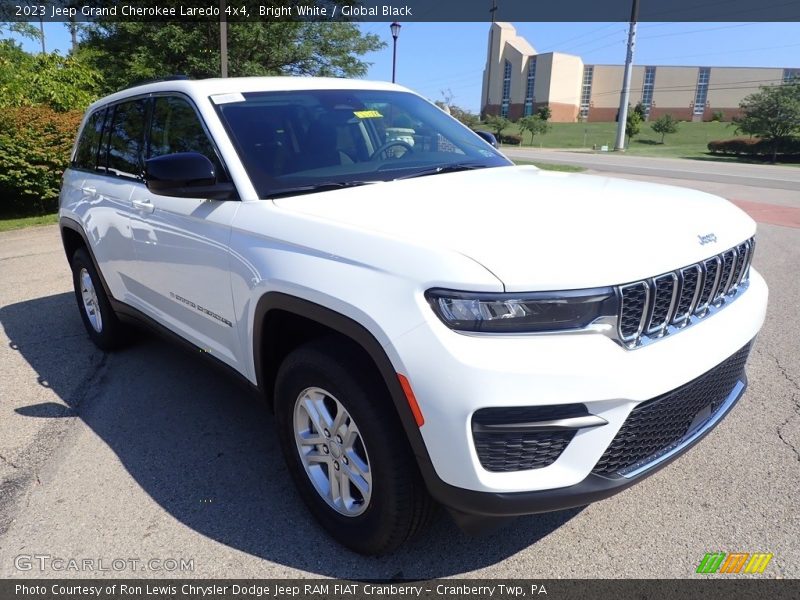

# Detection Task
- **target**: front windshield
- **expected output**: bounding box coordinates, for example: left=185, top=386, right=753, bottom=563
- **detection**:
left=213, top=89, right=512, bottom=198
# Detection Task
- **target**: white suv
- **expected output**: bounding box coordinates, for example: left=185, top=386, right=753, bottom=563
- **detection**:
left=59, top=77, right=768, bottom=555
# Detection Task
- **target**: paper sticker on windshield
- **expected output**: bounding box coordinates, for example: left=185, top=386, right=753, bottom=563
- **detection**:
left=211, top=93, right=246, bottom=105
left=354, top=110, right=383, bottom=119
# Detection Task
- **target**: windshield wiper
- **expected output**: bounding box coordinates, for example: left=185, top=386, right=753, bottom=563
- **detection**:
left=394, top=163, right=490, bottom=181
left=266, top=181, right=373, bottom=199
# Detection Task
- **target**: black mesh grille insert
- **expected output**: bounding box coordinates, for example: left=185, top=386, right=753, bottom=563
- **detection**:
left=647, top=275, right=675, bottom=332
left=673, top=266, right=700, bottom=324
left=592, top=342, right=751, bottom=477
left=696, top=257, right=720, bottom=311
left=619, top=283, right=647, bottom=339
left=472, top=405, right=587, bottom=472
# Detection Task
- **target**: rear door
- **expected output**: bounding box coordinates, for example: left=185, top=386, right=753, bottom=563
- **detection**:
left=128, top=94, right=242, bottom=369
left=70, top=101, right=146, bottom=303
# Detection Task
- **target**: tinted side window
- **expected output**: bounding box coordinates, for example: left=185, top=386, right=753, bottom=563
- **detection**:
left=73, top=108, right=105, bottom=170
left=149, top=96, right=225, bottom=178
left=105, top=99, right=148, bottom=177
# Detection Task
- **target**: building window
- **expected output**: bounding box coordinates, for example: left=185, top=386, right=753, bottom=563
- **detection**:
left=580, top=66, right=594, bottom=120
left=783, top=69, right=800, bottom=83
left=641, top=66, right=656, bottom=120
left=524, top=57, right=537, bottom=116
left=501, top=59, right=512, bottom=118
left=693, top=67, right=710, bottom=116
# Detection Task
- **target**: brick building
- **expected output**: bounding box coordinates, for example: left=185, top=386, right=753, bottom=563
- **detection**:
left=481, top=22, right=799, bottom=122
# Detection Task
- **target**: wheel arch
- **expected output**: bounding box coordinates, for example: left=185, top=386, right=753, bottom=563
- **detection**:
left=59, top=217, right=115, bottom=301
left=252, top=292, right=436, bottom=482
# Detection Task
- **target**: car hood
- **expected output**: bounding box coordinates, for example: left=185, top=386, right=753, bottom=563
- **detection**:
left=271, top=166, right=756, bottom=291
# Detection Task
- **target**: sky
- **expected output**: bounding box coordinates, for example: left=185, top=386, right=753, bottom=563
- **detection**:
left=12, top=21, right=800, bottom=113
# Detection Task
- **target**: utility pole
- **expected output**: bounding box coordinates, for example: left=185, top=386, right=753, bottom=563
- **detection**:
left=220, top=0, right=228, bottom=77
left=614, top=0, right=639, bottom=151
left=483, top=0, right=498, bottom=117
left=38, top=17, right=45, bottom=54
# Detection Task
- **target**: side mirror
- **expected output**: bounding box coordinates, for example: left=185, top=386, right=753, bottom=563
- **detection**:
left=144, top=152, right=236, bottom=200
left=474, top=130, right=498, bottom=148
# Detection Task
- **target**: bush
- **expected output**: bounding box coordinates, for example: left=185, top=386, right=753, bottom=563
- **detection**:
left=711, top=111, right=725, bottom=122
left=0, top=106, right=82, bottom=215
left=707, top=136, right=800, bottom=160
left=707, top=138, right=760, bottom=155
left=498, top=133, right=523, bottom=146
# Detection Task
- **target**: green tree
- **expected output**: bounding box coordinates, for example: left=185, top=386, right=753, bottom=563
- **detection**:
left=536, top=106, right=552, bottom=121
left=79, top=21, right=384, bottom=93
left=0, top=41, right=102, bottom=111
left=734, top=83, right=800, bottom=162
left=484, top=114, right=510, bottom=139
left=651, top=114, right=679, bottom=143
left=449, top=105, right=480, bottom=129
left=517, top=115, right=550, bottom=145
left=626, top=104, right=643, bottom=143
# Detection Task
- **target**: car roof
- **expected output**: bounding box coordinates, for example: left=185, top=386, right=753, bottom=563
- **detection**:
left=86, top=76, right=414, bottom=112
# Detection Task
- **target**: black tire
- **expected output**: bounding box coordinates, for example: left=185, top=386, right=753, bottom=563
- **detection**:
left=70, top=247, right=128, bottom=351
left=274, top=338, right=437, bottom=555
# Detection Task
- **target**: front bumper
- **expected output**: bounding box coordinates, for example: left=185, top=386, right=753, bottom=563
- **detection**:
left=392, top=269, right=767, bottom=510
left=429, top=373, right=747, bottom=518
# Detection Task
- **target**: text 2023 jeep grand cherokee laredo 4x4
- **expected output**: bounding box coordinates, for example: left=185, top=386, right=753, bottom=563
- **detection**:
left=60, top=77, right=767, bottom=555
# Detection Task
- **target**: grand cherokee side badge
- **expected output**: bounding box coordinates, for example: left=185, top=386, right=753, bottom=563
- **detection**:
left=698, top=233, right=717, bottom=245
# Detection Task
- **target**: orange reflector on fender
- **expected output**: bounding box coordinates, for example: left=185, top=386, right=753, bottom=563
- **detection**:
left=397, top=374, right=424, bottom=427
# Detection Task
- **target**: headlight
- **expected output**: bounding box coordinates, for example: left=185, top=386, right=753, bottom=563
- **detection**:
left=425, top=288, right=618, bottom=333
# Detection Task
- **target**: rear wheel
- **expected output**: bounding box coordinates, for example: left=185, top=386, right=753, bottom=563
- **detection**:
left=274, top=338, right=436, bottom=555
left=70, top=248, right=128, bottom=351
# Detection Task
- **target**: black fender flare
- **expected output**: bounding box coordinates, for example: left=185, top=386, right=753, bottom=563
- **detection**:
left=251, top=292, right=442, bottom=491
left=59, top=216, right=115, bottom=301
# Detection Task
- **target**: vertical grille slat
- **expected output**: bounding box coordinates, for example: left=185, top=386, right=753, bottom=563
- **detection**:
left=616, top=237, right=754, bottom=349
left=672, top=265, right=702, bottom=326
left=695, top=256, right=721, bottom=315
left=731, top=241, right=749, bottom=289
left=716, top=249, right=737, bottom=301
left=646, top=274, right=678, bottom=335
left=619, top=282, right=649, bottom=341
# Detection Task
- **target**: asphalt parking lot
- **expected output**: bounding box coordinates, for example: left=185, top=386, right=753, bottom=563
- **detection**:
left=0, top=166, right=798, bottom=579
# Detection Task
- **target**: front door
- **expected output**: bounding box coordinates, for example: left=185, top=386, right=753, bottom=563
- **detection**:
left=128, top=95, right=242, bottom=370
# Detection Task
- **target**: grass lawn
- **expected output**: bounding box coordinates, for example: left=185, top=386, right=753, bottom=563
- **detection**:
left=0, top=213, right=58, bottom=232
left=513, top=160, right=585, bottom=173
left=489, top=121, right=741, bottom=159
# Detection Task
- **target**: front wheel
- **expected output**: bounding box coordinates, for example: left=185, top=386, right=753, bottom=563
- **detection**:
left=274, top=338, right=435, bottom=555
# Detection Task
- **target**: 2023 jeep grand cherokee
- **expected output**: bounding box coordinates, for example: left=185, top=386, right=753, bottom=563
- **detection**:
left=60, top=77, right=767, bottom=555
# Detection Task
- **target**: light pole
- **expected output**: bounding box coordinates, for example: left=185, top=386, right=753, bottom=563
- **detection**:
left=220, top=0, right=228, bottom=77
left=390, top=22, right=401, bottom=83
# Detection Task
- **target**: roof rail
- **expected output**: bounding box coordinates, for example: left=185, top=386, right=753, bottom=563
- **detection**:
left=118, top=74, right=191, bottom=92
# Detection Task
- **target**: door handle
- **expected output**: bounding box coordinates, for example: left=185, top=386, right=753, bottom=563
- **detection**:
left=81, top=187, right=97, bottom=195
left=132, top=199, right=155, bottom=214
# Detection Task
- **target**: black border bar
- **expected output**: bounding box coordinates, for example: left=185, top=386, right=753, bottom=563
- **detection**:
left=4, top=0, right=800, bottom=23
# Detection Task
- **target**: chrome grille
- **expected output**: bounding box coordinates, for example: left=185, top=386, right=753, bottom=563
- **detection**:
left=731, top=240, right=750, bottom=290
left=646, top=273, right=678, bottom=335
left=618, top=282, right=649, bottom=341
left=672, top=265, right=702, bottom=326
left=616, top=238, right=754, bottom=349
left=715, top=249, right=737, bottom=302
left=695, top=256, right=721, bottom=315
